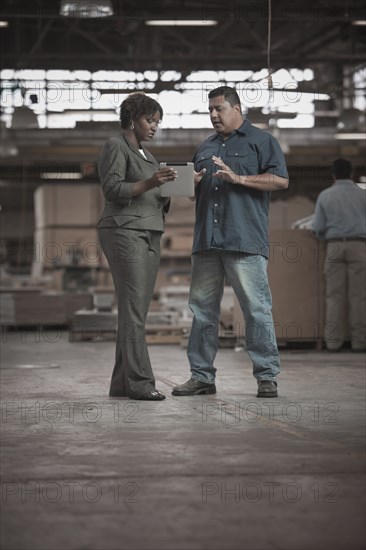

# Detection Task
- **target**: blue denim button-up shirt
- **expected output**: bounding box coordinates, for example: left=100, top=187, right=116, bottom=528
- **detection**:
left=192, top=119, right=288, bottom=259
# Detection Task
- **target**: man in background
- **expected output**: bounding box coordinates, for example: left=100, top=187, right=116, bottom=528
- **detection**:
left=313, top=158, right=366, bottom=352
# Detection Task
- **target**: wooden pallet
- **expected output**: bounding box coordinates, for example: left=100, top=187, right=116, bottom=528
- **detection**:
left=146, top=323, right=190, bottom=345
left=69, top=322, right=190, bottom=344
left=146, top=332, right=183, bottom=345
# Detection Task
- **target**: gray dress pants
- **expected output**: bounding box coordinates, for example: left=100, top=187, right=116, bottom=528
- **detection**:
left=98, top=224, right=162, bottom=398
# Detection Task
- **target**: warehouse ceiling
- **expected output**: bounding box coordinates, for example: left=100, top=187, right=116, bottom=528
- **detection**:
left=1, top=0, right=366, bottom=71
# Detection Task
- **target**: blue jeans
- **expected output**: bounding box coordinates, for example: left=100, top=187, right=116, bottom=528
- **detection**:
left=187, top=250, right=280, bottom=383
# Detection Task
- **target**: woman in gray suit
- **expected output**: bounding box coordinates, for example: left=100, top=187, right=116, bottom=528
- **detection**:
left=97, top=93, right=177, bottom=400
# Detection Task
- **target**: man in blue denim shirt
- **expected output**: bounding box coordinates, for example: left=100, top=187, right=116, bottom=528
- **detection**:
left=172, top=86, right=289, bottom=398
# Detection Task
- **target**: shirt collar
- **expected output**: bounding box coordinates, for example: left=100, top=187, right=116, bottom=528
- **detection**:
left=235, top=118, right=251, bottom=135
left=122, top=132, right=154, bottom=162
left=334, top=179, right=355, bottom=185
left=210, top=118, right=252, bottom=141
left=122, top=132, right=139, bottom=153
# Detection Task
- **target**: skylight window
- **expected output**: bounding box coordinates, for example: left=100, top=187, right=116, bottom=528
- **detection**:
left=0, top=68, right=328, bottom=129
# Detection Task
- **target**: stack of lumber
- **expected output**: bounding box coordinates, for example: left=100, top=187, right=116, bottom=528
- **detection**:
left=0, top=287, right=93, bottom=326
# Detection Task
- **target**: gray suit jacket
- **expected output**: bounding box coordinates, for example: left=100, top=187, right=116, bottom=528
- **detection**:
left=97, top=132, right=168, bottom=231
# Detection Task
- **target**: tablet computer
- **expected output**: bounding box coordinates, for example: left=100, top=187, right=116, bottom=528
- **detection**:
left=159, top=162, right=195, bottom=197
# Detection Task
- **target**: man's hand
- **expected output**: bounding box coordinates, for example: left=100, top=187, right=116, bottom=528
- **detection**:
left=194, top=168, right=206, bottom=186
left=212, top=156, right=242, bottom=184
left=212, top=155, right=289, bottom=190
left=189, top=168, right=206, bottom=201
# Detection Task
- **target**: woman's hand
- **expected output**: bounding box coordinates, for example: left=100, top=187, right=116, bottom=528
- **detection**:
left=131, top=168, right=177, bottom=196
left=149, top=167, right=177, bottom=188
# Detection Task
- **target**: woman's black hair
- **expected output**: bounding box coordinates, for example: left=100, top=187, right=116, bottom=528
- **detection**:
left=119, top=92, right=163, bottom=129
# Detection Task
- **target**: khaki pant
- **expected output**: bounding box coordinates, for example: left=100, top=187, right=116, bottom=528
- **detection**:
left=324, top=240, right=366, bottom=350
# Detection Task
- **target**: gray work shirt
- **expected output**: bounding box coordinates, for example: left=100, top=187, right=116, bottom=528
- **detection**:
left=192, top=119, right=288, bottom=259
left=313, top=179, right=366, bottom=240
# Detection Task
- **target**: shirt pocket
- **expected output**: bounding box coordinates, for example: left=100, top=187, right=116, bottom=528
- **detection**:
left=195, top=153, right=214, bottom=175
left=225, top=151, right=250, bottom=176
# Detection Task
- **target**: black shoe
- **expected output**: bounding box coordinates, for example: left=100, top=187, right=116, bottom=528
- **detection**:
left=136, top=390, right=165, bottom=401
left=257, top=380, right=278, bottom=398
left=172, top=378, right=216, bottom=396
left=138, top=390, right=166, bottom=401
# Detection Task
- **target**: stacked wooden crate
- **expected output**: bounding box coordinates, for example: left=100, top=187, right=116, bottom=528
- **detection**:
left=0, top=184, right=104, bottom=328
left=31, top=183, right=107, bottom=285
left=158, top=197, right=195, bottom=290
left=0, top=287, right=93, bottom=326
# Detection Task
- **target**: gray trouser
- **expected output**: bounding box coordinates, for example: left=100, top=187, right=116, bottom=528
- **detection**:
left=98, top=226, right=162, bottom=398
left=324, top=240, right=366, bottom=350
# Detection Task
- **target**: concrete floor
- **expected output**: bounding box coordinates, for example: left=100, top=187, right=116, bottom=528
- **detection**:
left=1, top=329, right=365, bottom=550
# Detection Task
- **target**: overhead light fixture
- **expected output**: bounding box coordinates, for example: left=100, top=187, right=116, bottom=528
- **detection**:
left=41, top=172, right=83, bottom=180
left=0, top=21, right=9, bottom=28
left=335, top=133, right=366, bottom=140
left=60, top=1, right=113, bottom=18
left=351, top=20, right=366, bottom=26
left=47, top=109, right=117, bottom=115
left=145, top=20, right=218, bottom=26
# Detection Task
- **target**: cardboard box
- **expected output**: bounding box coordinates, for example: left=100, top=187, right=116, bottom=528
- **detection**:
left=269, top=197, right=315, bottom=230
left=34, top=184, right=103, bottom=228
left=268, top=229, right=325, bottom=341
left=167, top=234, right=193, bottom=251
left=0, top=291, right=93, bottom=325
left=165, top=197, right=196, bottom=226
left=33, top=227, right=102, bottom=269
left=233, top=229, right=326, bottom=343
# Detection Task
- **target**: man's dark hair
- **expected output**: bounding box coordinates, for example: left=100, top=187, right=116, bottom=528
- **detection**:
left=120, top=92, right=163, bottom=129
left=332, top=158, right=352, bottom=179
left=208, top=86, right=241, bottom=109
